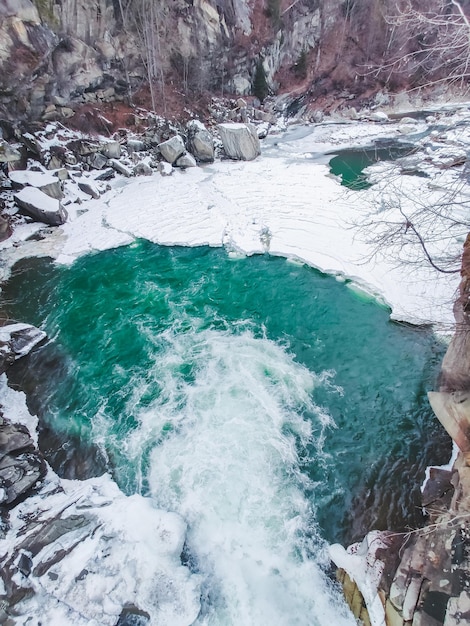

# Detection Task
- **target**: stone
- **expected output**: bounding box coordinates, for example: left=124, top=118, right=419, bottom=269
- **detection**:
left=127, top=139, right=146, bottom=153
left=0, top=417, right=46, bottom=506
left=109, top=159, right=133, bottom=177
left=116, top=606, right=151, bottom=625
left=0, top=215, right=11, bottom=241
left=157, top=162, right=173, bottom=176
left=77, top=181, right=100, bottom=199
left=175, top=153, right=197, bottom=168
left=0, top=322, right=46, bottom=370
left=133, top=162, right=153, bottom=176
left=0, top=140, right=21, bottom=163
left=87, top=152, right=108, bottom=170
left=94, top=168, right=115, bottom=181
left=217, top=123, right=260, bottom=161
left=14, top=187, right=68, bottom=226
left=369, top=111, right=389, bottom=122
left=101, top=141, right=121, bottom=159
left=66, top=139, right=101, bottom=157
left=59, top=107, right=75, bottom=119
left=8, top=170, right=64, bottom=200
left=158, top=135, right=186, bottom=164
left=187, top=120, right=214, bottom=163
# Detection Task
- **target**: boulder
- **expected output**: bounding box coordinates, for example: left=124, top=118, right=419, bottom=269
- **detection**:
left=109, top=158, right=133, bottom=177
left=157, top=162, right=173, bottom=176
left=127, top=139, right=146, bottom=153
left=133, top=162, right=153, bottom=176
left=0, top=140, right=21, bottom=163
left=9, top=170, right=63, bottom=200
left=0, top=420, right=46, bottom=506
left=87, top=152, right=108, bottom=170
left=14, top=187, right=68, bottom=226
left=0, top=322, right=47, bottom=373
left=101, top=141, right=121, bottom=159
left=77, top=181, right=101, bottom=199
left=217, top=123, right=261, bottom=161
left=66, top=139, right=101, bottom=157
left=175, top=153, right=197, bottom=168
left=158, top=135, right=185, bottom=164
left=94, top=167, right=115, bottom=181
left=187, top=120, right=214, bottom=163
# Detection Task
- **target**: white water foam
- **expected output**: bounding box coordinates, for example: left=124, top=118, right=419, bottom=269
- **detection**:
left=93, top=326, right=355, bottom=625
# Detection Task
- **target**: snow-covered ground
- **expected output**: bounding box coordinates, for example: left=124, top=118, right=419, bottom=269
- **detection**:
left=3, top=116, right=463, bottom=328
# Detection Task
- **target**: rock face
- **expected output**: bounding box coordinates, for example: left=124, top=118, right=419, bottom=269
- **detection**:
left=14, top=187, right=68, bottom=226
left=0, top=475, right=201, bottom=625
left=218, top=123, right=260, bottom=161
left=0, top=0, right=451, bottom=121
left=333, top=233, right=470, bottom=626
left=0, top=418, right=46, bottom=506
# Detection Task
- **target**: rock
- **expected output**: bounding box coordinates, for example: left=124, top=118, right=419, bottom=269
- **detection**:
left=116, top=606, right=150, bottom=625
left=8, top=170, right=63, bottom=200
left=133, top=162, right=153, bottom=176
left=66, top=139, right=101, bottom=157
left=158, top=135, right=186, bottom=164
left=101, top=141, right=121, bottom=159
left=217, top=123, right=261, bottom=161
left=0, top=323, right=47, bottom=367
left=94, top=167, right=115, bottom=181
left=0, top=215, right=11, bottom=241
left=175, top=153, right=197, bottom=168
left=60, top=107, right=74, bottom=119
left=187, top=120, right=214, bottom=163
left=87, top=152, right=108, bottom=170
left=14, top=187, right=68, bottom=226
left=77, top=181, right=101, bottom=199
left=369, top=111, right=389, bottom=122
left=109, top=159, right=133, bottom=177
left=20, top=133, right=47, bottom=162
left=127, top=139, right=146, bottom=153
left=0, top=141, right=21, bottom=163
left=157, top=162, right=173, bottom=176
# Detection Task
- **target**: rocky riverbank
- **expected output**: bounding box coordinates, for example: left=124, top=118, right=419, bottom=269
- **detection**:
left=332, top=235, right=470, bottom=625
left=0, top=99, right=470, bottom=624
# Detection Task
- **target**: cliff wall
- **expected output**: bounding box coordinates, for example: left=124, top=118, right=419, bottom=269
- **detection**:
left=0, top=0, right=449, bottom=121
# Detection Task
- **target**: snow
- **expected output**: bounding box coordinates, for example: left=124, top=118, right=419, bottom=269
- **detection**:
left=9, top=170, right=58, bottom=188
left=52, top=135, right=459, bottom=328
left=3, top=474, right=201, bottom=625
left=330, top=532, right=389, bottom=626
left=14, top=187, right=62, bottom=215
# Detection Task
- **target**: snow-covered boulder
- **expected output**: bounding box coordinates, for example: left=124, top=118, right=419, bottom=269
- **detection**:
left=187, top=120, right=214, bottom=163
left=217, top=123, right=260, bottom=161
left=176, top=153, right=197, bottom=169
left=14, top=187, right=68, bottom=226
left=0, top=323, right=47, bottom=373
left=9, top=170, right=63, bottom=200
left=158, top=135, right=186, bottom=164
left=0, top=475, right=201, bottom=625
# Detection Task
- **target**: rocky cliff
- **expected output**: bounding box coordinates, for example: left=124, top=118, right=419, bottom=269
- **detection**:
left=1, top=0, right=458, bottom=122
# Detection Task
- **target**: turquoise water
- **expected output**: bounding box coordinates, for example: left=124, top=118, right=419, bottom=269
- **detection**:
left=329, top=142, right=417, bottom=189
left=2, top=241, right=450, bottom=624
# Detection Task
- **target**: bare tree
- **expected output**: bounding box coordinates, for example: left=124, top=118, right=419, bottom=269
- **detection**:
left=117, top=0, right=167, bottom=112
left=353, top=162, right=470, bottom=275
left=379, top=0, right=470, bottom=91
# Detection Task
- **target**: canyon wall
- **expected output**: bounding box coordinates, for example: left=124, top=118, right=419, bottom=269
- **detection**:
left=1, top=0, right=450, bottom=120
